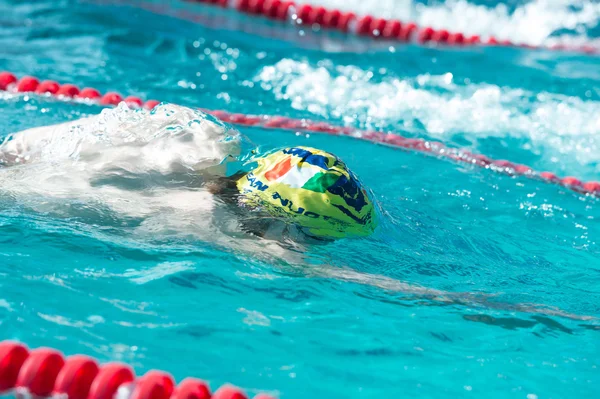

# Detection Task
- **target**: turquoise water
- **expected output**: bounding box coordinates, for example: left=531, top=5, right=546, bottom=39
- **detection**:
left=1, top=0, right=600, bottom=398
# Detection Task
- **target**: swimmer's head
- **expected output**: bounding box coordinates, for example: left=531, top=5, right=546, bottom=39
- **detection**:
left=236, top=147, right=378, bottom=239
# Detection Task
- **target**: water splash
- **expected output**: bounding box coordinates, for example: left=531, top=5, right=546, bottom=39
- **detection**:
left=0, top=103, right=245, bottom=235
left=256, top=59, right=600, bottom=170
left=0, top=102, right=241, bottom=174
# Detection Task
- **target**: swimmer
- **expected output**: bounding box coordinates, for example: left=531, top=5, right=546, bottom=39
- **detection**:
left=0, top=102, right=592, bottom=321
left=0, top=102, right=378, bottom=244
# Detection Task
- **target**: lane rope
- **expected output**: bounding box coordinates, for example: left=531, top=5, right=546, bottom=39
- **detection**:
left=1, top=71, right=599, bottom=197
left=0, top=340, right=274, bottom=399
left=181, top=0, right=599, bottom=55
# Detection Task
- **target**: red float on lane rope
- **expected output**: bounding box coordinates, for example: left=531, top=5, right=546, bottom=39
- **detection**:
left=171, top=378, right=211, bottom=399
left=337, top=12, right=356, bottom=32
left=53, top=355, right=100, bottom=399
left=125, top=96, right=144, bottom=108
left=322, top=9, right=340, bottom=28
left=16, top=348, right=65, bottom=397
left=57, top=84, right=81, bottom=97
left=0, top=72, right=17, bottom=91
left=17, top=76, right=40, bottom=92
left=130, top=371, right=175, bottom=399
left=561, top=176, right=583, bottom=188
left=144, top=99, right=161, bottom=109
left=212, top=385, right=248, bottom=399
left=78, top=88, right=102, bottom=99
left=382, top=20, right=401, bottom=38
left=100, top=92, right=124, bottom=105
left=0, top=342, right=30, bottom=392
left=88, top=363, right=135, bottom=399
left=398, top=23, right=416, bottom=41
left=583, top=181, right=600, bottom=193
left=36, top=80, right=61, bottom=94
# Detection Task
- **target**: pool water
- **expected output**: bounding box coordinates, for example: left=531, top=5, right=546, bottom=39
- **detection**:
left=1, top=0, right=600, bottom=398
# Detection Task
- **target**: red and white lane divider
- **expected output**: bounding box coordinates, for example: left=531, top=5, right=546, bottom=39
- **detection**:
left=181, top=0, right=599, bottom=55
left=0, top=341, right=273, bottom=399
left=1, top=71, right=599, bottom=196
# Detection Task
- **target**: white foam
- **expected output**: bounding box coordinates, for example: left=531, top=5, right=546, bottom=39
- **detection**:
left=256, top=59, right=600, bottom=168
left=302, top=0, right=600, bottom=46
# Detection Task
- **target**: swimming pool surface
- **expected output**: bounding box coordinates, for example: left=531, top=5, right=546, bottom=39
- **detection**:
left=1, top=0, right=600, bottom=398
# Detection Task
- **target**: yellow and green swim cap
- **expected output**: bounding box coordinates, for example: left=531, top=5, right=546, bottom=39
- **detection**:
left=236, top=146, right=377, bottom=239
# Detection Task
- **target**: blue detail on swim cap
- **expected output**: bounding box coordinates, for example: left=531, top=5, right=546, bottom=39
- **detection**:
left=282, top=147, right=329, bottom=169
left=327, top=173, right=368, bottom=213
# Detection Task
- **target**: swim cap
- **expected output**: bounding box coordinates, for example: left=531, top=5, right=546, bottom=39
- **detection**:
left=236, top=146, right=377, bottom=238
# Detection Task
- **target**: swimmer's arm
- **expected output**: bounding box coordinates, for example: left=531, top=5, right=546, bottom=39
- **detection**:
left=313, top=265, right=593, bottom=321
left=204, top=171, right=246, bottom=196
left=204, top=171, right=272, bottom=238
